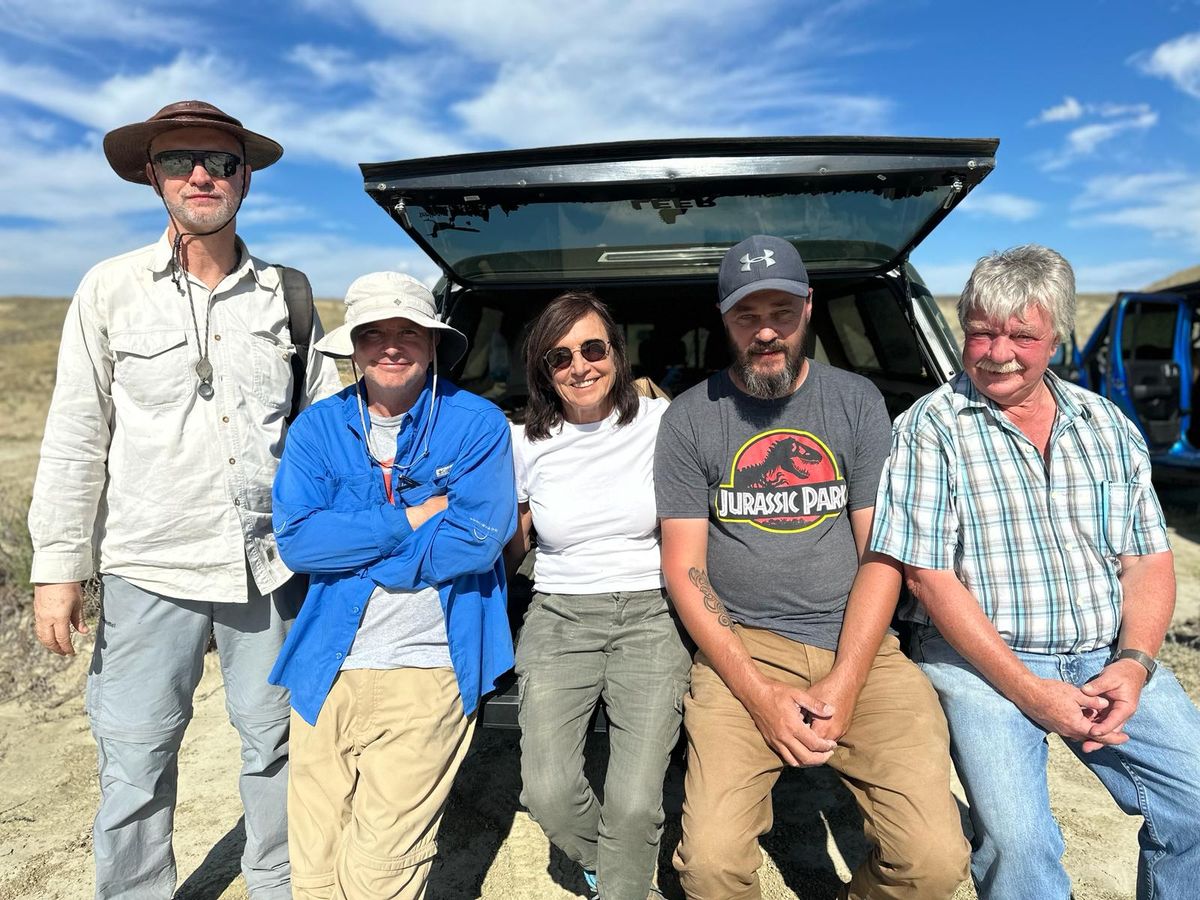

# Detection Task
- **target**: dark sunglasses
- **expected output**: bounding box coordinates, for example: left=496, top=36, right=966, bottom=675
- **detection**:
left=152, top=149, right=243, bottom=178
left=544, top=339, right=611, bottom=371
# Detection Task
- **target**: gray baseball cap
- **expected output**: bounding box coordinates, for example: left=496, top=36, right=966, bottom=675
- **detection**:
left=718, top=235, right=811, bottom=314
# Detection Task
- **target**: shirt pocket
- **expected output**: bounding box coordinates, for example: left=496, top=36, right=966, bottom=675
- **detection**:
left=330, top=472, right=380, bottom=510
left=1102, top=480, right=1136, bottom=557
left=109, top=329, right=191, bottom=409
left=248, top=330, right=297, bottom=411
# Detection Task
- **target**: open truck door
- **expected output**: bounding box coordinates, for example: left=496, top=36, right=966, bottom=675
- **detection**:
left=1081, top=291, right=1200, bottom=468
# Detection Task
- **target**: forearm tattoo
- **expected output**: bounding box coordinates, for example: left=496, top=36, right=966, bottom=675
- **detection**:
left=689, top=567, right=732, bottom=628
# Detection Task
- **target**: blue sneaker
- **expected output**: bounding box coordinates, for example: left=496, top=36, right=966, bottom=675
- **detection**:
left=583, top=868, right=599, bottom=899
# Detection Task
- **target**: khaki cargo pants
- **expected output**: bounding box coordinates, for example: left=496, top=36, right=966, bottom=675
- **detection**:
left=673, top=626, right=970, bottom=900
left=288, top=667, right=475, bottom=900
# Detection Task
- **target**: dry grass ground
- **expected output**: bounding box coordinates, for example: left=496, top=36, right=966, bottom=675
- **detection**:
left=0, top=293, right=1197, bottom=900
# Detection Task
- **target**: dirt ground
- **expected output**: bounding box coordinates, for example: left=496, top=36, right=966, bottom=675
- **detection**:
left=2, top=296, right=1199, bottom=899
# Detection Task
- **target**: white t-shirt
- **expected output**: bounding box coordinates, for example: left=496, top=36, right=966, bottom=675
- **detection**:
left=513, top=396, right=669, bottom=594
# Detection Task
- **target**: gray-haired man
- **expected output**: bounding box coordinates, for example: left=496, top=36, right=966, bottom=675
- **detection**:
left=873, top=244, right=1200, bottom=900
left=27, top=100, right=341, bottom=898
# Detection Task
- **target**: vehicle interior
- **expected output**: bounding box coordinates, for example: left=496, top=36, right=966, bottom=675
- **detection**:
left=442, top=273, right=943, bottom=422
left=444, top=272, right=947, bottom=728
left=1117, top=299, right=1183, bottom=450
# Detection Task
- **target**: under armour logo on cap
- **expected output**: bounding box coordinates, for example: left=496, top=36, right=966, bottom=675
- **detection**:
left=719, top=235, right=810, bottom=315
left=740, top=249, right=776, bottom=272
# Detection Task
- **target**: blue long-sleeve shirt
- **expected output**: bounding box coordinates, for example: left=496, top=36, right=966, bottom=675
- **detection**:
left=268, top=376, right=517, bottom=724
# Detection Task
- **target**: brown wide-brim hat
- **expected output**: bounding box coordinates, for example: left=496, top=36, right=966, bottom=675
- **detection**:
left=103, top=100, right=283, bottom=185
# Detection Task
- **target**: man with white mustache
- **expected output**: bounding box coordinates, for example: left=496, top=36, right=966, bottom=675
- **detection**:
left=872, top=244, right=1200, bottom=900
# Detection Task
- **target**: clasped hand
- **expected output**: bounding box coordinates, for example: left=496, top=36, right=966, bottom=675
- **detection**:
left=743, top=677, right=838, bottom=768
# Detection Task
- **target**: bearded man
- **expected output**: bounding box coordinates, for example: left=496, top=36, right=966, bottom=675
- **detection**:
left=654, top=235, right=969, bottom=900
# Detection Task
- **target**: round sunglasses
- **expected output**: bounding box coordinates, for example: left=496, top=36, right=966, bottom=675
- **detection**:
left=543, top=339, right=612, bottom=371
left=152, top=149, right=243, bottom=179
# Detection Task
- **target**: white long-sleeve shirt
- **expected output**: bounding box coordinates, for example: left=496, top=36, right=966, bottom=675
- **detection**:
left=28, top=232, right=344, bottom=603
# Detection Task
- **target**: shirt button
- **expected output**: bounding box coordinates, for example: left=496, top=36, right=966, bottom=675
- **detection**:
left=214, top=334, right=221, bottom=341
left=228, top=457, right=236, bottom=465
left=234, top=498, right=241, bottom=506
left=335, top=652, right=343, bottom=660
left=351, top=606, right=360, bottom=614
left=222, top=416, right=230, bottom=423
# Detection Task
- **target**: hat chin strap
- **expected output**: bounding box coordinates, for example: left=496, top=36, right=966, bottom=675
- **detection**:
left=146, top=148, right=249, bottom=284
left=350, top=352, right=439, bottom=478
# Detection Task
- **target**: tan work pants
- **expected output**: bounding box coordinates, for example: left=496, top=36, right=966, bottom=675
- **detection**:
left=673, top=627, right=969, bottom=900
left=288, top=667, right=475, bottom=900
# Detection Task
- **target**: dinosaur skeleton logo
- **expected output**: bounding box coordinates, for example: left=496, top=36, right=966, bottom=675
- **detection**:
left=739, top=249, right=775, bottom=272
left=715, top=429, right=846, bottom=533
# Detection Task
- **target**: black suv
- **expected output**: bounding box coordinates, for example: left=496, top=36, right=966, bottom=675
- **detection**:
left=359, top=136, right=998, bottom=724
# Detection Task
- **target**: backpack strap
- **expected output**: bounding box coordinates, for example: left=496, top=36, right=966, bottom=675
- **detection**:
left=276, top=265, right=313, bottom=425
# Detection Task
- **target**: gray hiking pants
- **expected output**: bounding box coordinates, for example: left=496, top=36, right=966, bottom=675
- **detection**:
left=86, top=574, right=300, bottom=900
left=515, top=587, right=691, bottom=900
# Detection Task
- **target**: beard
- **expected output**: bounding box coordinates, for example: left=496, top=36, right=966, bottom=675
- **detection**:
left=165, top=189, right=238, bottom=234
left=731, top=335, right=806, bottom=399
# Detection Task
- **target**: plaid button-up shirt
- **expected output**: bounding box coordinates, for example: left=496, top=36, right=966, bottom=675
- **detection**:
left=871, top=371, right=1170, bottom=654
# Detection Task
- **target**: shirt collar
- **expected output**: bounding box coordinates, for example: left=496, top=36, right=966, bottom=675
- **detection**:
left=952, top=368, right=1088, bottom=425
left=342, top=372, right=435, bottom=437
left=146, top=230, right=275, bottom=291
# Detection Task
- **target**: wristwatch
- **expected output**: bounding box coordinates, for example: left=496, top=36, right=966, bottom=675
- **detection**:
left=1109, top=648, right=1157, bottom=682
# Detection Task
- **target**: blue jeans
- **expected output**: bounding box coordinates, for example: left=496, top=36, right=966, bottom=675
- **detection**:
left=515, top=588, right=691, bottom=900
left=915, top=629, right=1200, bottom=900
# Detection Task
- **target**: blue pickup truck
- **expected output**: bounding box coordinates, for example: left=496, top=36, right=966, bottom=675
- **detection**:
left=1073, top=283, right=1200, bottom=475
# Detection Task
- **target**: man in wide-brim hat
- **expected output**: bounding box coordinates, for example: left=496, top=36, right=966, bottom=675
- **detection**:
left=269, top=271, right=517, bottom=899
left=27, top=100, right=341, bottom=899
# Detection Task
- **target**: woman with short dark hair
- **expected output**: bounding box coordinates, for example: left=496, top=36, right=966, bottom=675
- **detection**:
left=506, top=290, right=690, bottom=900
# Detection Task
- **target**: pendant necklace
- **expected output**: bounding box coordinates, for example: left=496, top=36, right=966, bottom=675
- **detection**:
left=172, top=234, right=215, bottom=399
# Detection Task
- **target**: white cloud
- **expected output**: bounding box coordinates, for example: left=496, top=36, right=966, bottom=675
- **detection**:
left=1071, top=171, right=1192, bottom=209
left=957, top=192, right=1042, bottom=222
left=0, top=220, right=157, bottom=295
left=913, top=256, right=1179, bottom=298
left=1134, top=31, right=1200, bottom=99
left=237, top=194, right=314, bottom=227
left=1069, top=170, right=1200, bottom=250
left=1073, top=258, right=1177, bottom=293
left=285, top=45, right=359, bottom=86
left=910, top=261, right=976, bottom=296
left=0, top=121, right=158, bottom=221
left=0, top=218, right=439, bottom=298
left=1064, top=109, right=1157, bottom=156
left=0, top=0, right=201, bottom=49
left=1036, top=103, right=1157, bottom=171
left=252, top=233, right=439, bottom=298
left=303, top=0, right=893, bottom=144
left=1030, top=96, right=1084, bottom=124
left=0, top=50, right=471, bottom=169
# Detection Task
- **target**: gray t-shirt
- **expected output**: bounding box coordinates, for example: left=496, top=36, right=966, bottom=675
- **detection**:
left=654, top=362, right=891, bottom=649
left=341, top=410, right=451, bottom=671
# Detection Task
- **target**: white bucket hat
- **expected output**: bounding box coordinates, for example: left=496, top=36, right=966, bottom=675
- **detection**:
left=316, top=271, right=467, bottom=368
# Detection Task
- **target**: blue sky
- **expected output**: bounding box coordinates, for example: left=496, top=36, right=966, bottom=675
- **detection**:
left=1, top=0, right=1200, bottom=297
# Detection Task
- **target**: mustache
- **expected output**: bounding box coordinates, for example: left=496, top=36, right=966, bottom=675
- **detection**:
left=749, top=341, right=786, bottom=355
left=976, top=358, right=1024, bottom=374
